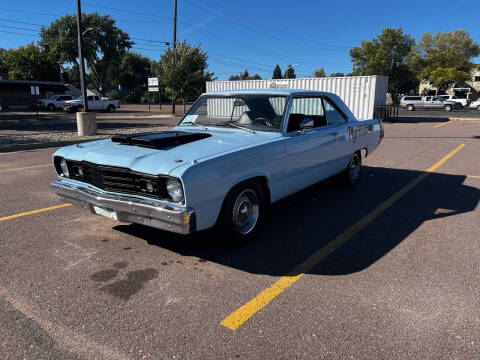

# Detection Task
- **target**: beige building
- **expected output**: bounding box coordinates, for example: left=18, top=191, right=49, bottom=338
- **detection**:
left=418, top=65, right=480, bottom=99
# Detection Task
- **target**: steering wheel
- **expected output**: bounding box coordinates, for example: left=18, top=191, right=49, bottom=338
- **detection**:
left=253, top=117, right=277, bottom=128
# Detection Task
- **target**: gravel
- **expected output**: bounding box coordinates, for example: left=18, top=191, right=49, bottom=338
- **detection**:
left=0, top=125, right=171, bottom=147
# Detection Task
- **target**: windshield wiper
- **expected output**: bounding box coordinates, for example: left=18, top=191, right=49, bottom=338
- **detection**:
left=218, top=122, right=256, bottom=133
left=181, top=121, right=208, bottom=130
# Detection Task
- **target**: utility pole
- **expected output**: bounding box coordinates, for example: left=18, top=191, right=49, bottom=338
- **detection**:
left=76, top=0, right=88, bottom=111
left=171, top=0, right=177, bottom=114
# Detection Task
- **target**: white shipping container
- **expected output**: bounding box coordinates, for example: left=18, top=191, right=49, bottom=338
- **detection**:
left=206, top=76, right=388, bottom=120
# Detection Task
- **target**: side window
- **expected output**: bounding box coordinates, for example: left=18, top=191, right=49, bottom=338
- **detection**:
left=425, top=96, right=431, bottom=101
left=65, top=96, right=72, bottom=100
left=87, top=96, right=94, bottom=101
left=323, top=97, right=347, bottom=125
left=94, top=96, right=100, bottom=101
left=287, top=97, right=326, bottom=132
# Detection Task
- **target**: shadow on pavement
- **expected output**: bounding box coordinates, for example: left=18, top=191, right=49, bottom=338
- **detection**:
left=114, top=166, right=480, bottom=276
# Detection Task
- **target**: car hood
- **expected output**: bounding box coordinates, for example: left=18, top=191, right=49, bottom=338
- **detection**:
left=55, top=127, right=282, bottom=176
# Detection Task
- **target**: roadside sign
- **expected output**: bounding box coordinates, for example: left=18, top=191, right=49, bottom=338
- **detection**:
left=30, top=86, right=40, bottom=95
left=149, top=87, right=159, bottom=92
left=148, top=77, right=159, bottom=86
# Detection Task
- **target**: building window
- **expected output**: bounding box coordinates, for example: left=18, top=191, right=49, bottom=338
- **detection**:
left=474, top=76, right=480, bottom=82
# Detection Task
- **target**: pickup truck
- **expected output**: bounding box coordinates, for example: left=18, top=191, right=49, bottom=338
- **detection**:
left=401, top=95, right=460, bottom=111
left=438, top=95, right=470, bottom=108
left=51, top=89, right=383, bottom=242
left=63, top=95, right=120, bottom=113
left=38, top=94, right=75, bottom=111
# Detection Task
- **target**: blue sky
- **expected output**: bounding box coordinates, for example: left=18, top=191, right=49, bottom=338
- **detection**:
left=0, top=0, right=478, bottom=80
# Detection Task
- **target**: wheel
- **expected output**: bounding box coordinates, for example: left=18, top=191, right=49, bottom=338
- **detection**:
left=444, top=104, right=452, bottom=112
left=47, top=103, right=55, bottom=111
left=107, top=104, right=115, bottom=113
left=342, top=152, right=362, bottom=186
left=476, top=105, right=480, bottom=111
left=76, top=105, right=83, bottom=112
left=406, top=104, right=414, bottom=111
left=218, top=181, right=265, bottom=243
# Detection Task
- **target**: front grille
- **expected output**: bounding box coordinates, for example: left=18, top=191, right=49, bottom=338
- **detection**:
left=65, top=160, right=170, bottom=201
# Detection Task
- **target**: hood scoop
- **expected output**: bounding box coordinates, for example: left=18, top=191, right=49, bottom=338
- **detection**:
left=111, top=131, right=211, bottom=149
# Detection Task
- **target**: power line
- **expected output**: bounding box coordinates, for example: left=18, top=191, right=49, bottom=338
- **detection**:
left=0, top=25, right=38, bottom=32
left=0, top=18, right=43, bottom=27
left=0, top=30, right=40, bottom=37
left=0, top=7, right=62, bottom=17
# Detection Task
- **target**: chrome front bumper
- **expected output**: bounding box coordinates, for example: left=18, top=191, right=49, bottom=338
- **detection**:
left=51, top=179, right=195, bottom=234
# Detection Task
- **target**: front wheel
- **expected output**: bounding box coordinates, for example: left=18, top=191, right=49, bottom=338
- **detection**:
left=218, top=181, right=265, bottom=243
left=444, top=104, right=452, bottom=112
left=342, top=152, right=362, bottom=186
left=47, top=103, right=55, bottom=111
left=476, top=105, right=480, bottom=111
left=107, top=105, right=115, bottom=113
left=406, top=104, right=414, bottom=111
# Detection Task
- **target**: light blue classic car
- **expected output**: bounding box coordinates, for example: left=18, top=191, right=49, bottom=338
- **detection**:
left=51, top=89, right=383, bottom=241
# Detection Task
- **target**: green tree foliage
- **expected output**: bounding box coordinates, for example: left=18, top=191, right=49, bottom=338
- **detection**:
left=272, top=64, right=282, bottom=79
left=314, top=68, right=326, bottom=77
left=3, top=42, right=59, bottom=81
left=0, top=48, right=7, bottom=77
left=283, top=65, right=296, bottom=79
left=118, top=52, right=151, bottom=90
left=157, top=41, right=215, bottom=113
left=39, top=12, right=132, bottom=91
left=228, top=69, right=262, bottom=80
left=329, top=72, right=345, bottom=77
left=408, top=29, right=480, bottom=93
left=350, top=27, right=417, bottom=103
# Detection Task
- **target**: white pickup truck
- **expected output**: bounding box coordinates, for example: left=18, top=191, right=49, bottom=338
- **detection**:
left=63, top=95, right=120, bottom=113
left=38, top=94, right=75, bottom=111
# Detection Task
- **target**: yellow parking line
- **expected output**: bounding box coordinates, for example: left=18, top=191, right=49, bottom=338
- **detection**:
left=468, top=175, right=480, bottom=179
left=221, top=143, right=466, bottom=330
left=0, top=204, right=72, bottom=222
left=433, top=121, right=450, bottom=128
left=0, top=164, right=50, bottom=172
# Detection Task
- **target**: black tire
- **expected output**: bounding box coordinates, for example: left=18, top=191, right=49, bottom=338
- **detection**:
left=341, top=152, right=362, bottom=186
left=444, top=104, right=452, bottom=112
left=406, top=104, right=414, bottom=111
left=47, top=103, right=55, bottom=111
left=76, top=105, right=83, bottom=113
left=476, top=105, right=480, bottom=111
left=107, top=104, right=115, bottom=113
left=218, top=180, right=265, bottom=243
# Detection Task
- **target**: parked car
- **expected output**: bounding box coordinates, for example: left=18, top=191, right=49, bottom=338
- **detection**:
left=63, top=95, right=120, bottom=113
left=437, top=94, right=470, bottom=108
left=401, top=95, right=460, bottom=111
left=38, top=94, right=75, bottom=111
left=469, top=99, right=480, bottom=111
left=51, top=90, right=383, bottom=242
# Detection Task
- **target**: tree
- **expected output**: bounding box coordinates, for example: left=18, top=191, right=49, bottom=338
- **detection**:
left=272, top=64, right=282, bottom=79
left=0, top=48, right=7, bottom=77
left=350, top=27, right=417, bottom=104
left=408, top=29, right=480, bottom=94
left=284, top=65, right=296, bottom=79
left=118, top=52, right=151, bottom=90
left=329, top=72, right=345, bottom=77
left=314, top=68, right=326, bottom=77
left=157, top=41, right=215, bottom=114
left=39, top=12, right=132, bottom=92
left=228, top=69, right=262, bottom=81
left=3, top=42, right=59, bottom=81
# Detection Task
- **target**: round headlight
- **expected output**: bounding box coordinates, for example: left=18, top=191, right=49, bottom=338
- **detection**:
left=166, top=178, right=183, bottom=203
left=60, top=158, right=69, bottom=177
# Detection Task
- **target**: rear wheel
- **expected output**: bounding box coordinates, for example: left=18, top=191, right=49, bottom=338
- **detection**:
left=47, top=103, right=55, bottom=111
left=444, top=104, right=452, bottom=112
left=218, top=181, right=265, bottom=243
left=406, top=104, right=414, bottom=111
left=342, top=152, right=362, bottom=186
left=107, top=104, right=115, bottom=113
left=476, top=105, right=480, bottom=111
left=76, top=105, right=83, bottom=112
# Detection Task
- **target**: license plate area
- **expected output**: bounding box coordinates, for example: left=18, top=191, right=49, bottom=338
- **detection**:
left=93, top=205, right=118, bottom=220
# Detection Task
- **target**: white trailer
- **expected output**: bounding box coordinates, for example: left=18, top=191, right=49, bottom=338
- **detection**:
left=206, top=75, right=388, bottom=120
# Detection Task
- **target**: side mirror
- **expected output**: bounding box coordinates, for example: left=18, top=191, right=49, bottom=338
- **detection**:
left=299, top=118, right=314, bottom=130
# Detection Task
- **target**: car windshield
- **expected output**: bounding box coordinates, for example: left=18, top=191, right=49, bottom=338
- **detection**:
left=48, top=95, right=59, bottom=100
left=179, top=94, right=288, bottom=132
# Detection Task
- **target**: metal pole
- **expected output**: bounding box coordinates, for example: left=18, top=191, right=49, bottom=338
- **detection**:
left=148, top=88, right=150, bottom=110
left=76, top=0, right=88, bottom=111
left=171, top=0, right=177, bottom=114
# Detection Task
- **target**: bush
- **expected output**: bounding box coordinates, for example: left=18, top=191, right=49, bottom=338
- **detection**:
left=105, top=90, right=121, bottom=100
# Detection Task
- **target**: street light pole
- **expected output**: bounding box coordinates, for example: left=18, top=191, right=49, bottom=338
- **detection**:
left=76, top=0, right=88, bottom=111
left=171, top=0, right=177, bottom=114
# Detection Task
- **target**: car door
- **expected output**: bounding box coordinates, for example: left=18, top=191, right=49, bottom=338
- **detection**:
left=322, top=96, right=352, bottom=173
left=282, top=96, right=339, bottom=194
left=423, top=96, right=433, bottom=109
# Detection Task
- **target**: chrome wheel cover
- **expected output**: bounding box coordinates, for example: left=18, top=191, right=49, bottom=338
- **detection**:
left=232, top=189, right=259, bottom=235
left=349, top=154, right=360, bottom=181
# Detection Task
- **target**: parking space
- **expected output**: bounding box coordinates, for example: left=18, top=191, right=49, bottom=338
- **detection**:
left=0, top=119, right=479, bottom=359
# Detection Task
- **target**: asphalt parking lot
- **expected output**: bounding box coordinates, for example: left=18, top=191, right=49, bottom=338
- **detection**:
left=0, top=118, right=479, bottom=359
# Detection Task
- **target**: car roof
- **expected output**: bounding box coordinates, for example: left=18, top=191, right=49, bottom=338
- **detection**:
left=204, top=89, right=333, bottom=96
